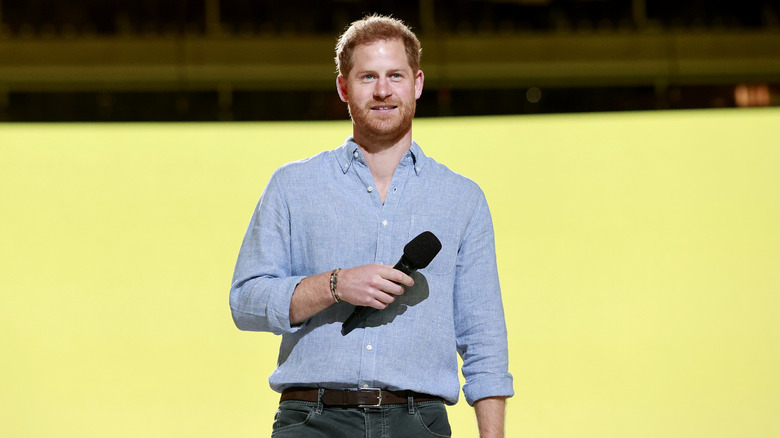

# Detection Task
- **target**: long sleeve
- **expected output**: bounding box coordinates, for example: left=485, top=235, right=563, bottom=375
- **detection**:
left=453, top=190, right=514, bottom=405
left=229, top=169, right=306, bottom=335
left=227, top=140, right=512, bottom=404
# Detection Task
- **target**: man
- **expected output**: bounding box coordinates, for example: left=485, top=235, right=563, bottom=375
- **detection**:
left=230, top=15, right=513, bottom=437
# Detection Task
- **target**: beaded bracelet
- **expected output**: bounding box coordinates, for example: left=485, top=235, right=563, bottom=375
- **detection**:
left=329, top=268, right=342, bottom=304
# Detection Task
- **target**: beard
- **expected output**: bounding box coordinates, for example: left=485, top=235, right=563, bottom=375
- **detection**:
left=348, top=97, right=416, bottom=144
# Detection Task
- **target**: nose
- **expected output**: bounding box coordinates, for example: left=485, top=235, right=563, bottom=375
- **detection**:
left=374, top=77, right=391, bottom=100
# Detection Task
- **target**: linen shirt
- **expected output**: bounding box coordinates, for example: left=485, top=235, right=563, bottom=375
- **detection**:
left=230, top=137, right=513, bottom=405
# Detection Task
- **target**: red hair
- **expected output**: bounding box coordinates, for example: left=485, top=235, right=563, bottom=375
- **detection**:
left=335, top=14, right=422, bottom=77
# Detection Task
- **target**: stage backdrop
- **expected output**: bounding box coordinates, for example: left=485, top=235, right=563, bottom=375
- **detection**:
left=1, top=108, right=779, bottom=437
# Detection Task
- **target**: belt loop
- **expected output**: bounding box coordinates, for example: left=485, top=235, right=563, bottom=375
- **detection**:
left=316, top=388, right=325, bottom=414
left=407, top=394, right=415, bottom=415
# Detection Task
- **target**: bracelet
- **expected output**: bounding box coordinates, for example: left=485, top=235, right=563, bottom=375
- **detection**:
left=329, top=268, right=342, bottom=304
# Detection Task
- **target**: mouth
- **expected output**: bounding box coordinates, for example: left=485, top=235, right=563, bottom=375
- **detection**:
left=370, top=105, right=398, bottom=111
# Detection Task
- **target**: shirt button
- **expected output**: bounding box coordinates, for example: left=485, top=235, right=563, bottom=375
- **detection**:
left=353, top=151, right=359, bottom=158
left=381, top=220, right=388, bottom=227
left=415, top=166, right=420, bottom=173
left=366, top=344, right=373, bottom=350
left=367, top=186, right=374, bottom=193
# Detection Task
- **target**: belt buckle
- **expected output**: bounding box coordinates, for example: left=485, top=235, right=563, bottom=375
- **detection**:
left=358, top=387, right=382, bottom=408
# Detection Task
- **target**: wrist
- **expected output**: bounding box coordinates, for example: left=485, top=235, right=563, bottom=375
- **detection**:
left=329, top=268, right=342, bottom=303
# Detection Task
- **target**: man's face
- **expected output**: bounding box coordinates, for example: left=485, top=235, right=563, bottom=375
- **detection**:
left=337, top=39, right=424, bottom=144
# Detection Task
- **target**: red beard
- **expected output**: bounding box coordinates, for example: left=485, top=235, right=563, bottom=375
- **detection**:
left=348, top=98, right=416, bottom=143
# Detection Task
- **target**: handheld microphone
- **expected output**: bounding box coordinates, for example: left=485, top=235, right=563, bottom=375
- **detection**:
left=341, top=231, right=442, bottom=335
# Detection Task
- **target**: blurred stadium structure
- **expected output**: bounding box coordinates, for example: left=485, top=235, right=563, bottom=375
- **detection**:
left=0, top=0, right=778, bottom=121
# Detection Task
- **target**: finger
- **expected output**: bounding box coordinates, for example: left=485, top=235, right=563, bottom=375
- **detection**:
left=364, top=291, right=394, bottom=309
left=382, top=268, right=414, bottom=288
left=369, top=298, right=390, bottom=310
left=376, top=291, right=396, bottom=306
left=377, top=278, right=406, bottom=296
left=368, top=274, right=405, bottom=296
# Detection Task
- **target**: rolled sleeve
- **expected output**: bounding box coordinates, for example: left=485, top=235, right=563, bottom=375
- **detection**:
left=229, top=169, right=306, bottom=335
left=230, top=275, right=306, bottom=334
left=454, top=190, right=514, bottom=405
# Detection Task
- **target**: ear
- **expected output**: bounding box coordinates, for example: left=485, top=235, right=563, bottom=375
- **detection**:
left=336, top=75, right=349, bottom=103
left=414, top=70, right=424, bottom=100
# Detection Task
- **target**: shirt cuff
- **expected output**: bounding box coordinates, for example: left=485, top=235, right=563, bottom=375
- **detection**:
left=462, top=373, right=515, bottom=406
left=266, top=275, right=307, bottom=334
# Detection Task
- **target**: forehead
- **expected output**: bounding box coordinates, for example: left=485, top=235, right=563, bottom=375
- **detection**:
left=350, top=39, right=411, bottom=71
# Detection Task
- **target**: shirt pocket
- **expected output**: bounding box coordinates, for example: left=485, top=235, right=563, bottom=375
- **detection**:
left=408, top=214, right=459, bottom=276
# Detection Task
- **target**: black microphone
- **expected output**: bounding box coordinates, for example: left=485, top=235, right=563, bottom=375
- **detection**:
left=341, top=231, right=442, bottom=335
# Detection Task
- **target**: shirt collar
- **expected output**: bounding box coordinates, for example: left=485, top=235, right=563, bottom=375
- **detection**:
left=335, top=136, right=425, bottom=176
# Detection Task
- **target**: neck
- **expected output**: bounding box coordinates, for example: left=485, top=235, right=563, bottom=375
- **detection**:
left=353, top=128, right=412, bottom=203
left=354, top=127, right=411, bottom=174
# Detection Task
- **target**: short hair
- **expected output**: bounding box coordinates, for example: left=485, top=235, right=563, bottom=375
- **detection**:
left=335, top=14, right=422, bottom=77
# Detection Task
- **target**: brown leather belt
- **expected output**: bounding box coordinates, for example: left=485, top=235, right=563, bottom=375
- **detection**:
left=280, top=387, right=444, bottom=407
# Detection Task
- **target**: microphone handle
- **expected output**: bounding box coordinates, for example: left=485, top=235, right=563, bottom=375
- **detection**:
left=341, top=258, right=413, bottom=335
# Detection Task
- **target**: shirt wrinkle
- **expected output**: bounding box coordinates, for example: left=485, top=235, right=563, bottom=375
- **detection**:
left=230, top=138, right=513, bottom=406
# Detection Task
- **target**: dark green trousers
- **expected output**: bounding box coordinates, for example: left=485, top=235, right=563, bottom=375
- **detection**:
left=271, top=398, right=451, bottom=438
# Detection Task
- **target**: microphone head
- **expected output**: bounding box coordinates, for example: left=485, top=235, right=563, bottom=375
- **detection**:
left=403, top=231, right=442, bottom=270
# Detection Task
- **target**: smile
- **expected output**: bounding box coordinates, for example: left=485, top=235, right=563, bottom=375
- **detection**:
left=371, top=105, right=398, bottom=110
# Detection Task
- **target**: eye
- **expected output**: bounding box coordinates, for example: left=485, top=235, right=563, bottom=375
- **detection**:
left=363, top=74, right=375, bottom=80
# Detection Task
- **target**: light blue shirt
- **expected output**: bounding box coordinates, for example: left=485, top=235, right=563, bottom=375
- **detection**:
left=230, top=137, right=513, bottom=405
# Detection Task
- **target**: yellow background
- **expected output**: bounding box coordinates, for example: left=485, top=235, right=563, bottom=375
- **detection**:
left=2, top=108, right=779, bottom=437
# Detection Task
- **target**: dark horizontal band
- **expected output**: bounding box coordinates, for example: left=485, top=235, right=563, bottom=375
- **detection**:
left=280, top=387, right=444, bottom=407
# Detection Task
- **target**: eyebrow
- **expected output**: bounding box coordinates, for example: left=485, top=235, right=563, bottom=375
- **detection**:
left=354, top=68, right=407, bottom=76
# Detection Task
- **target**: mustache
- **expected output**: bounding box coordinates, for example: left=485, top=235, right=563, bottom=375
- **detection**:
left=366, top=101, right=401, bottom=108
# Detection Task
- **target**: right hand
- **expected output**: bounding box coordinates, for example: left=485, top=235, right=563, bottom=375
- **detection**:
left=336, top=264, right=415, bottom=309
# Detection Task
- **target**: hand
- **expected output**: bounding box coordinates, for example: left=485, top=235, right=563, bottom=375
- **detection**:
left=336, top=264, right=414, bottom=309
